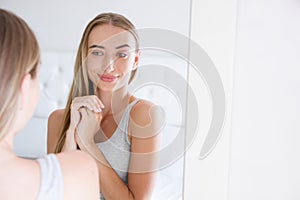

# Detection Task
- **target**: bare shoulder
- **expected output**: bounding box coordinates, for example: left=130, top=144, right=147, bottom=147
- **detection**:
left=48, top=109, right=65, bottom=133
left=129, top=99, right=165, bottom=141
left=55, top=151, right=99, bottom=199
left=48, top=109, right=65, bottom=125
left=130, top=99, right=165, bottom=126
left=0, top=157, right=40, bottom=199
left=47, top=109, right=65, bottom=153
left=55, top=150, right=97, bottom=175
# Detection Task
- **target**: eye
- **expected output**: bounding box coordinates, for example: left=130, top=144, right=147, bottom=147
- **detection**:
left=116, top=52, right=128, bottom=58
left=91, top=51, right=104, bottom=56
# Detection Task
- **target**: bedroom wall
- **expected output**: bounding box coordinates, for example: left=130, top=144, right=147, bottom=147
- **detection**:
left=184, top=0, right=300, bottom=199
left=184, top=0, right=237, bottom=199
left=228, top=0, right=300, bottom=199
left=0, top=0, right=190, bottom=51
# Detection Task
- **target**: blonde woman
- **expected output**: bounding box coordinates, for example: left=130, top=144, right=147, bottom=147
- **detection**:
left=0, top=9, right=100, bottom=200
left=47, top=13, right=164, bottom=199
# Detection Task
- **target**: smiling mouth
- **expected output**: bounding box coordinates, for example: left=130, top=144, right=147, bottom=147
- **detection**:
left=99, top=74, right=119, bottom=82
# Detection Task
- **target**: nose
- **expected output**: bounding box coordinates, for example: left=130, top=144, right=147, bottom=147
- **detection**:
left=104, top=57, right=115, bottom=72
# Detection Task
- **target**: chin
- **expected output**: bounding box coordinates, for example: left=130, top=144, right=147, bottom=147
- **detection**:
left=97, top=84, right=115, bottom=92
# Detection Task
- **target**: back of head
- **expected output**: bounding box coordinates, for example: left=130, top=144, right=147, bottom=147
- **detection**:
left=0, top=9, right=40, bottom=140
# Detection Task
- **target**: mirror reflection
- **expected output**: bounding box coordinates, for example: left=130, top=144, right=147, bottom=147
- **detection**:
left=4, top=1, right=191, bottom=199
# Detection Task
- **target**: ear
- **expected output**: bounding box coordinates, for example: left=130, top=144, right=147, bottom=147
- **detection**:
left=19, top=73, right=31, bottom=110
left=132, top=50, right=141, bottom=70
left=21, top=73, right=31, bottom=92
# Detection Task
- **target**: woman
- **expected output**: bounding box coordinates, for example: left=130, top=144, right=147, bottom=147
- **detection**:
left=47, top=12, right=164, bottom=199
left=0, top=9, right=100, bottom=200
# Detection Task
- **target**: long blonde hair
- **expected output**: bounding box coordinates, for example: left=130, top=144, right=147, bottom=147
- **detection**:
left=0, top=9, right=40, bottom=141
left=55, top=12, right=139, bottom=152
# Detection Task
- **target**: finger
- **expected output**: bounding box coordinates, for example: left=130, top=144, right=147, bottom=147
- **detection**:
left=77, top=108, right=101, bottom=133
left=90, top=95, right=105, bottom=112
left=78, top=96, right=102, bottom=113
left=79, top=107, right=99, bottom=123
left=71, top=110, right=81, bottom=126
left=71, top=96, right=104, bottom=113
left=74, top=109, right=83, bottom=129
left=79, top=107, right=89, bottom=117
left=73, top=99, right=97, bottom=112
left=71, top=99, right=90, bottom=111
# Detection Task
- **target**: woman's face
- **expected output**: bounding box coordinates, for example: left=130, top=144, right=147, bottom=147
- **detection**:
left=86, top=24, right=139, bottom=92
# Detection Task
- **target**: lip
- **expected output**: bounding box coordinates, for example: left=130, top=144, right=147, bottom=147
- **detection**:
left=100, top=74, right=119, bottom=82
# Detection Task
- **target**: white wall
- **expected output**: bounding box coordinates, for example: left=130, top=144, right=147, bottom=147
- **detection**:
left=229, top=0, right=300, bottom=199
left=0, top=0, right=190, bottom=51
left=184, top=0, right=300, bottom=200
left=184, top=0, right=237, bottom=199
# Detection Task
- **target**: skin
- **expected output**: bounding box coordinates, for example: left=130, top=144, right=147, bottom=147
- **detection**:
left=0, top=67, right=100, bottom=200
left=48, top=24, right=164, bottom=200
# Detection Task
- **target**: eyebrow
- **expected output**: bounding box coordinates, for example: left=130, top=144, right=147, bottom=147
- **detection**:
left=115, top=44, right=130, bottom=49
left=89, top=44, right=131, bottom=50
left=89, top=45, right=104, bottom=49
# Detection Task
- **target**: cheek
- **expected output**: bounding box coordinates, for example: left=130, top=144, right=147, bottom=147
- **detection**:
left=86, top=56, right=106, bottom=74
left=87, top=68, right=100, bottom=86
left=116, top=58, right=136, bottom=73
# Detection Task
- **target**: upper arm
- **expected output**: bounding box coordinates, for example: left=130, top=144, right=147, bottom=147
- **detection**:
left=47, top=109, right=65, bottom=153
left=128, top=100, right=165, bottom=199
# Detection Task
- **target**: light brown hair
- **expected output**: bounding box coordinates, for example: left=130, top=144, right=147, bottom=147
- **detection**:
left=0, top=9, right=40, bottom=141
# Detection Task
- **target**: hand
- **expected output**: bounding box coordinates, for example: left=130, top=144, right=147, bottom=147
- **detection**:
left=62, top=95, right=104, bottom=151
left=75, top=107, right=102, bottom=147
left=70, top=95, right=104, bottom=129
left=75, top=108, right=109, bottom=166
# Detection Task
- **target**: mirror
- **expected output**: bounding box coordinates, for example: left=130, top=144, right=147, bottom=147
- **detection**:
left=2, top=0, right=191, bottom=199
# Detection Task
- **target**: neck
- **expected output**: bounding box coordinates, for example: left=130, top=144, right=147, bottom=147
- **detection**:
left=96, top=86, right=131, bottom=116
left=0, top=133, right=14, bottom=152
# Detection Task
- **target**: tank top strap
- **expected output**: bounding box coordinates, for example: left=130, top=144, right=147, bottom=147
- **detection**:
left=117, top=98, right=141, bottom=144
left=36, top=154, right=63, bottom=200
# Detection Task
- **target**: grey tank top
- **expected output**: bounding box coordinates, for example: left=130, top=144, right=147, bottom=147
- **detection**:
left=36, top=154, right=63, bottom=200
left=96, top=99, right=140, bottom=199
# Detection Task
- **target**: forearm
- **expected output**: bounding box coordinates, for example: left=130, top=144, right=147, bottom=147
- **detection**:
left=97, top=162, right=134, bottom=200
left=61, top=127, right=77, bottom=152
left=80, top=142, right=135, bottom=200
